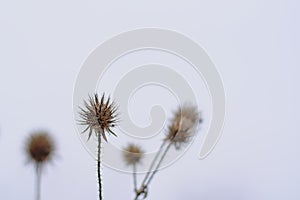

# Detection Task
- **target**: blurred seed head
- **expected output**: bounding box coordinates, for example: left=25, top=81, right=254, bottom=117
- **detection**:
left=78, top=94, right=118, bottom=142
left=26, top=131, right=55, bottom=164
left=165, top=104, right=201, bottom=149
left=123, top=144, right=144, bottom=166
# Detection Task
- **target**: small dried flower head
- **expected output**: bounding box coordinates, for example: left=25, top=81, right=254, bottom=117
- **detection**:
left=26, top=131, right=55, bottom=164
left=123, top=144, right=144, bottom=166
left=165, top=104, right=201, bottom=149
left=79, top=94, right=118, bottom=142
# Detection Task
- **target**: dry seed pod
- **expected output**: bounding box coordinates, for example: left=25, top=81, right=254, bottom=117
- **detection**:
left=123, top=144, right=144, bottom=166
left=26, top=131, right=55, bottom=164
left=78, top=94, right=118, bottom=142
left=165, top=105, right=201, bottom=149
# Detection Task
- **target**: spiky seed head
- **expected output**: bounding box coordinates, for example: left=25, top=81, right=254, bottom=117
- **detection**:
left=123, top=144, right=144, bottom=166
left=78, top=93, right=118, bottom=142
left=26, top=131, right=55, bottom=164
left=165, top=105, right=201, bottom=149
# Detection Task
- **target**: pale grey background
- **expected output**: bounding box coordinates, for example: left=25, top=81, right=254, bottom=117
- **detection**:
left=0, top=0, right=299, bottom=200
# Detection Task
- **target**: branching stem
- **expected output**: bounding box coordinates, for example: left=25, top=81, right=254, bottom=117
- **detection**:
left=141, top=140, right=166, bottom=186
left=145, top=142, right=172, bottom=186
left=134, top=141, right=173, bottom=200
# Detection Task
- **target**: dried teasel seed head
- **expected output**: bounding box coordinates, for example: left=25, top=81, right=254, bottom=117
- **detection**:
left=78, top=93, right=119, bottom=142
left=26, top=131, right=55, bottom=164
left=165, top=104, right=201, bottom=149
left=123, top=144, right=144, bottom=166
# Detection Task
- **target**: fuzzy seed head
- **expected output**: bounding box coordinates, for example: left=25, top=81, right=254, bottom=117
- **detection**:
left=26, top=132, right=55, bottom=163
left=165, top=105, right=201, bottom=149
left=123, top=144, right=144, bottom=166
left=79, top=94, right=118, bottom=142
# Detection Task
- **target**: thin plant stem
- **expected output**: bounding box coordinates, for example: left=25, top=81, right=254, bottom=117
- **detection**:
left=97, top=131, right=103, bottom=200
left=141, top=140, right=166, bottom=186
left=133, top=141, right=170, bottom=200
left=35, top=163, right=42, bottom=200
left=133, top=164, right=137, bottom=191
left=134, top=194, right=140, bottom=200
left=145, top=142, right=172, bottom=186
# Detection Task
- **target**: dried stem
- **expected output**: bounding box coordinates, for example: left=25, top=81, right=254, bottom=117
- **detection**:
left=133, top=164, right=137, bottom=191
left=134, top=193, right=140, bottom=200
left=35, top=163, right=42, bottom=200
left=145, top=142, right=172, bottom=186
left=133, top=104, right=200, bottom=199
left=141, top=140, right=166, bottom=186
left=98, top=130, right=103, bottom=200
left=133, top=140, right=169, bottom=200
left=133, top=185, right=147, bottom=200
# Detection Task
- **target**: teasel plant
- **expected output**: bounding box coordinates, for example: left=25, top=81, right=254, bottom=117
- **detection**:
left=78, top=94, right=118, bottom=200
left=25, top=131, right=55, bottom=200
left=123, top=144, right=145, bottom=198
left=128, top=104, right=201, bottom=200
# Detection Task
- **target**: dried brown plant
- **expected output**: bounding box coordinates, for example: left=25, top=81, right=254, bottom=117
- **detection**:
left=79, top=94, right=118, bottom=142
left=26, top=132, right=55, bottom=163
left=79, top=93, right=118, bottom=200
left=132, top=104, right=201, bottom=200
left=165, top=105, right=201, bottom=149
left=25, top=131, right=55, bottom=200
left=123, top=144, right=144, bottom=166
left=123, top=144, right=144, bottom=196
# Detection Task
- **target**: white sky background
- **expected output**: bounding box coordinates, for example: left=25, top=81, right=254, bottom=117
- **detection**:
left=0, top=0, right=299, bottom=200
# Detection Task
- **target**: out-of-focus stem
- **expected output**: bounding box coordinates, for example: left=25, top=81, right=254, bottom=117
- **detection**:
left=141, top=140, right=166, bottom=186
left=133, top=164, right=137, bottom=191
left=36, top=163, right=41, bottom=200
left=134, top=141, right=171, bottom=200
left=145, top=142, right=172, bottom=186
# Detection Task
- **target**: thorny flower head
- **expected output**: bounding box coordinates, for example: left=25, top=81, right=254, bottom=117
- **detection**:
left=79, top=94, right=118, bottom=142
left=123, top=144, right=144, bottom=166
left=26, top=131, right=55, bottom=164
left=165, top=105, right=201, bottom=149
